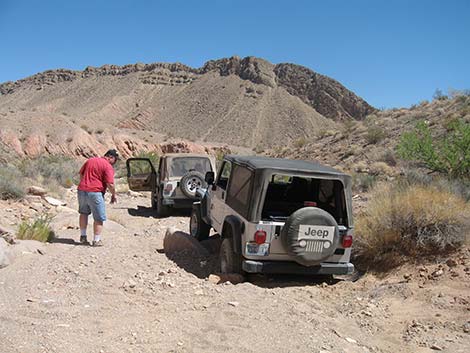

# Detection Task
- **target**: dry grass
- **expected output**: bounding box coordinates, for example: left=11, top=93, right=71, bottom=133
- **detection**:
left=354, top=182, right=470, bottom=270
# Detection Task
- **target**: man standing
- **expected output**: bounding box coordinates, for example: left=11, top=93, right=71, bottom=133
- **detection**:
left=77, top=149, right=119, bottom=246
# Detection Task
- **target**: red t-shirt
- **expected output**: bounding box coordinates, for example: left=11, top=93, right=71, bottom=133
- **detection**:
left=78, top=157, right=115, bottom=193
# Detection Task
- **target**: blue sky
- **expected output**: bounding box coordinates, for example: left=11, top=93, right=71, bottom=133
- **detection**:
left=0, top=0, right=469, bottom=108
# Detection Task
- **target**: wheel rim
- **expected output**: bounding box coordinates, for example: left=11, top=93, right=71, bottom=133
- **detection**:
left=185, top=177, right=202, bottom=195
left=190, top=212, right=198, bottom=237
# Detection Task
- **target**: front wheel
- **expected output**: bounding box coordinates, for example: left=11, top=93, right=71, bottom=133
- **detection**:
left=189, top=206, right=210, bottom=241
left=220, top=237, right=243, bottom=274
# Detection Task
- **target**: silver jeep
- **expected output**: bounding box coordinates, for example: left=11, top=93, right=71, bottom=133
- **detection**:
left=190, top=155, right=354, bottom=275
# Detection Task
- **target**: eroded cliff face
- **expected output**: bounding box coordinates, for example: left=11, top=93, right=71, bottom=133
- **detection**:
left=0, top=56, right=375, bottom=155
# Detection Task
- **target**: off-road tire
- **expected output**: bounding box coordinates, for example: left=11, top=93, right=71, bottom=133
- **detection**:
left=189, top=206, right=210, bottom=241
left=156, top=192, right=170, bottom=218
left=220, top=237, right=242, bottom=274
left=180, top=171, right=206, bottom=199
left=151, top=190, right=157, bottom=210
left=281, top=207, right=339, bottom=266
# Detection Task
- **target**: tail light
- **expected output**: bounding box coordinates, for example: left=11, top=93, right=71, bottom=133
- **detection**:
left=164, top=183, right=173, bottom=193
left=342, top=234, right=353, bottom=248
left=304, top=201, right=317, bottom=207
left=254, top=230, right=267, bottom=244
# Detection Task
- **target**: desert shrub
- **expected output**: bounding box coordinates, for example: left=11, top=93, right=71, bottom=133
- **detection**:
left=293, top=137, right=307, bottom=148
left=17, top=214, right=54, bottom=242
left=354, top=182, right=469, bottom=270
left=365, top=126, right=386, bottom=144
left=254, top=145, right=264, bottom=154
left=343, top=120, right=357, bottom=137
left=433, top=89, right=448, bottom=101
left=0, top=164, right=25, bottom=200
left=369, top=162, right=393, bottom=176
left=19, top=155, right=80, bottom=188
left=402, top=168, right=470, bottom=202
left=352, top=173, right=377, bottom=192
left=397, top=119, right=470, bottom=179
left=377, top=149, right=397, bottom=166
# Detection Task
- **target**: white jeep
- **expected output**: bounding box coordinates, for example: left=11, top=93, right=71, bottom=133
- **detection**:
left=127, top=153, right=216, bottom=217
left=190, top=155, right=354, bottom=275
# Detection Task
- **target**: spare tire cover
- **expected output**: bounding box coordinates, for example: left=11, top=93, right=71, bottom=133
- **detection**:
left=281, top=207, right=339, bottom=266
left=180, top=171, right=207, bottom=198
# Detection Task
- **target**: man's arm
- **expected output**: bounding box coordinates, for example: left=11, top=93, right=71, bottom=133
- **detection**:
left=107, top=183, right=117, bottom=204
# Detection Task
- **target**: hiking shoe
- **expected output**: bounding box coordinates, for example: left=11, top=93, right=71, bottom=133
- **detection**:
left=92, top=240, right=103, bottom=247
left=79, top=235, right=88, bottom=244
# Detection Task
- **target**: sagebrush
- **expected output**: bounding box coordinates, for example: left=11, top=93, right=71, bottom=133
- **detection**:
left=354, top=182, right=469, bottom=270
left=0, top=164, right=25, bottom=200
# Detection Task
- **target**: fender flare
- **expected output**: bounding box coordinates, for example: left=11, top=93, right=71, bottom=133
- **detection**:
left=221, top=215, right=244, bottom=254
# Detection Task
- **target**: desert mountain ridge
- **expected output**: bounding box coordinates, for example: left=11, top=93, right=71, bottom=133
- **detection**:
left=0, top=56, right=375, bottom=158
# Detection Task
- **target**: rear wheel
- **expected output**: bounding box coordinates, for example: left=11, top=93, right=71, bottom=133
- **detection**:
left=151, top=190, right=157, bottom=210
left=220, top=237, right=242, bottom=274
left=189, top=206, right=210, bottom=241
left=156, top=192, right=170, bottom=218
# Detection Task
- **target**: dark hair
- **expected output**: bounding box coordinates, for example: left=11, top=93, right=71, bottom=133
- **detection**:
left=104, top=149, right=120, bottom=159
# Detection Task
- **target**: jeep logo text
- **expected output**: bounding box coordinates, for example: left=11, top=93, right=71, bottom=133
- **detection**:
left=303, top=227, right=329, bottom=238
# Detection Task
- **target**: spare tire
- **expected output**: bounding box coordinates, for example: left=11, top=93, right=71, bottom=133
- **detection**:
left=281, top=207, right=339, bottom=266
left=180, top=171, right=207, bottom=198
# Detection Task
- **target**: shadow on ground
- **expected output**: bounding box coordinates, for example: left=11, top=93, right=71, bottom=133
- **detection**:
left=126, top=206, right=191, bottom=218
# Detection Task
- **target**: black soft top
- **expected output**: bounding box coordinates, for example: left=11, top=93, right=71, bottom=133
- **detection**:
left=224, top=155, right=347, bottom=176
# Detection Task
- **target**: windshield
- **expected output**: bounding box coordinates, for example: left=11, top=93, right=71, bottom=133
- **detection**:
left=169, top=157, right=212, bottom=177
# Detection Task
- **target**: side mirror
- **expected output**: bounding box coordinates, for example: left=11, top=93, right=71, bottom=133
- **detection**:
left=205, top=171, right=215, bottom=185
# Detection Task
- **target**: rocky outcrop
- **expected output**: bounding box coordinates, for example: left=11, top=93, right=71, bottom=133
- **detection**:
left=0, top=56, right=375, bottom=122
left=274, top=63, right=375, bottom=121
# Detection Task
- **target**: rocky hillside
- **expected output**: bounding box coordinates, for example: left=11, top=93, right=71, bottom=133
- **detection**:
left=268, top=95, right=470, bottom=177
left=0, top=56, right=374, bottom=159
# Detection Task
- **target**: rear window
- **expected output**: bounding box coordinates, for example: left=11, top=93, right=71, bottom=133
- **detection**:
left=261, top=174, right=348, bottom=225
left=169, top=157, right=212, bottom=177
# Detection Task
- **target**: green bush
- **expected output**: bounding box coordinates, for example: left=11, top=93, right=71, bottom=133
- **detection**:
left=0, top=164, right=25, bottom=200
left=397, top=119, right=470, bottom=179
left=17, top=214, right=55, bottom=242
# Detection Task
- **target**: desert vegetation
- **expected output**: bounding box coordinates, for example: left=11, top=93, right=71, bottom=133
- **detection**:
left=0, top=154, right=80, bottom=200
left=354, top=176, right=470, bottom=271
left=16, top=213, right=54, bottom=242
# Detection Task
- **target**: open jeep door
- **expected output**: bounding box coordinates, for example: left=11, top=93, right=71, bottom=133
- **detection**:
left=126, top=158, right=157, bottom=192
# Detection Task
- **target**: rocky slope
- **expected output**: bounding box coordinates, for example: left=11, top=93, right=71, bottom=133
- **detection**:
left=0, top=56, right=374, bottom=158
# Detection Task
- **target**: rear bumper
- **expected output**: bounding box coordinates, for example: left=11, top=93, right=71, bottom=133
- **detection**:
left=162, top=198, right=195, bottom=208
left=242, top=260, right=354, bottom=275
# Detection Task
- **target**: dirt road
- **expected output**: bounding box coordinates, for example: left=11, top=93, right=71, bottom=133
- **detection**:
left=0, top=191, right=469, bottom=353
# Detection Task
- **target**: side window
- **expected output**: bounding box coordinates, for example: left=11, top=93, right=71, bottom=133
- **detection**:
left=226, top=165, right=253, bottom=218
left=216, top=161, right=232, bottom=190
